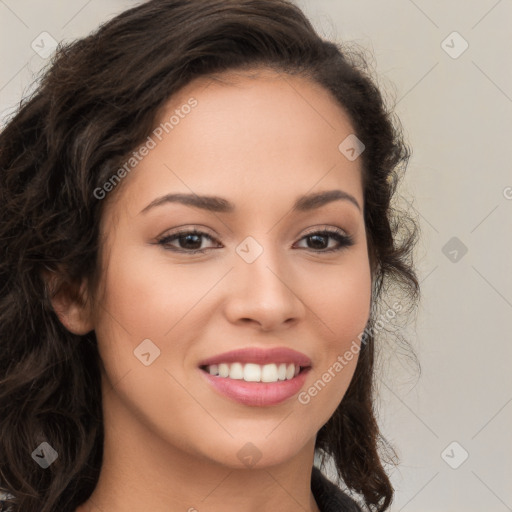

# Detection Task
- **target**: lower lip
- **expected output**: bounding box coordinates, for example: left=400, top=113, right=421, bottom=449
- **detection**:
left=199, top=367, right=311, bottom=407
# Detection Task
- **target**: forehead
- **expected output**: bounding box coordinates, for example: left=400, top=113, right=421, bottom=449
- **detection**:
left=102, top=68, right=363, bottom=221
left=168, top=67, right=355, bottom=146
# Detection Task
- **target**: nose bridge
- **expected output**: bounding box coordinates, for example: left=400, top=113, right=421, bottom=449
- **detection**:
left=225, top=233, right=303, bottom=328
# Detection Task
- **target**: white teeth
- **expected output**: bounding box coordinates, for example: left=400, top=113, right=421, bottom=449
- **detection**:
left=261, top=363, right=277, bottom=382
left=204, top=362, right=302, bottom=383
left=218, top=363, right=230, bottom=377
left=243, top=363, right=261, bottom=382
left=229, top=362, right=244, bottom=380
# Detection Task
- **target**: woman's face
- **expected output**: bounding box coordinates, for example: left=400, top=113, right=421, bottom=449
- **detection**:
left=88, top=68, right=372, bottom=468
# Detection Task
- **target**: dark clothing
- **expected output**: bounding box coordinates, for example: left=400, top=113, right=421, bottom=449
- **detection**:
left=311, top=466, right=363, bottom=512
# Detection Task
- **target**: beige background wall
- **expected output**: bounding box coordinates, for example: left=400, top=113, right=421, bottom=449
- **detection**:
left=1, top=1, right=511, bottom=511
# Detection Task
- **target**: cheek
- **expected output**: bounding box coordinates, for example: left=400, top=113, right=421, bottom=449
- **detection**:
left=92, top=242, right=220, bottom=383
left=91, top=244, right=171, bottom=379
left=298, top=254, right=371, bottom=413
left=97, top=243, right=193, bottom=336
left=328, top=262, right=371, bottom=376
left=330, top=270, right=371, bottom=338
left=305, top=253, right=372, bottom=341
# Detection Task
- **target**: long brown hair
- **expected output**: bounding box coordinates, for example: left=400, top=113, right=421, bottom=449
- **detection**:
left=0, top=1, right=420, bottom=510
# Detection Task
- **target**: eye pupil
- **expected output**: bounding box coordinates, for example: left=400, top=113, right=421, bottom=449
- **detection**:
left=308, top=234, right=327, bottom=250
left=180, top=234, right=202, bottom=249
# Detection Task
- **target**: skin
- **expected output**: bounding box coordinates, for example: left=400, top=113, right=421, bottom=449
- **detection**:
left=51, top=67, right=372, bottom=512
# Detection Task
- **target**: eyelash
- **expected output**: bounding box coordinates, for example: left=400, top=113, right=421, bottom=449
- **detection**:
left=156, top=227, right=354, bottom=255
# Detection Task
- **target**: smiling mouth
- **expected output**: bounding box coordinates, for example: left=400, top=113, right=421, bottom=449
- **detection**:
left=199, top=362, right=309, bottom=383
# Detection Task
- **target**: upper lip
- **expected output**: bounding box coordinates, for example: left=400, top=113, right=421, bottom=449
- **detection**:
left=198, top=347, right=312, bottom=368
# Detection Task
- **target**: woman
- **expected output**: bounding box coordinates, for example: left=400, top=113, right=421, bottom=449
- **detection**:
left=0, top=1, right=420, bottom=511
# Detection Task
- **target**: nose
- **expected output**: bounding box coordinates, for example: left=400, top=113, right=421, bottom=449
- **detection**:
left=223, top=246, right=305, bottom=331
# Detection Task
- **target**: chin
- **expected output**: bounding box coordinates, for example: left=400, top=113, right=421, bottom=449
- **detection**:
left=198, top=433, right=312, bottom=470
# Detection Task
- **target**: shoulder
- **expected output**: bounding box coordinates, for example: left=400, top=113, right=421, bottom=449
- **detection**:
left=311, top=466, right=363, bottom=512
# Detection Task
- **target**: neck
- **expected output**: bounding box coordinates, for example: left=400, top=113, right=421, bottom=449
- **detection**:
left=76, top=381, right=321, bottom=512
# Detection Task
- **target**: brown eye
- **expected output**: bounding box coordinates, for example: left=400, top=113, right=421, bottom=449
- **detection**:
left=157, top=229, right=220, bottom=254
left=156, top=227, right=354, bottom=255
left=295, top=229, right=354, bottom=253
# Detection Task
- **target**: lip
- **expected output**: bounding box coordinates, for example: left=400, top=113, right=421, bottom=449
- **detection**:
left=197, top=347, right=312, bottom=367
left=199, top=366, right=311, bottom=407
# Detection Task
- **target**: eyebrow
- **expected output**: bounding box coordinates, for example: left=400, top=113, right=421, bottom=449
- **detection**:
left=139, top=189, right=361, bottom=215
